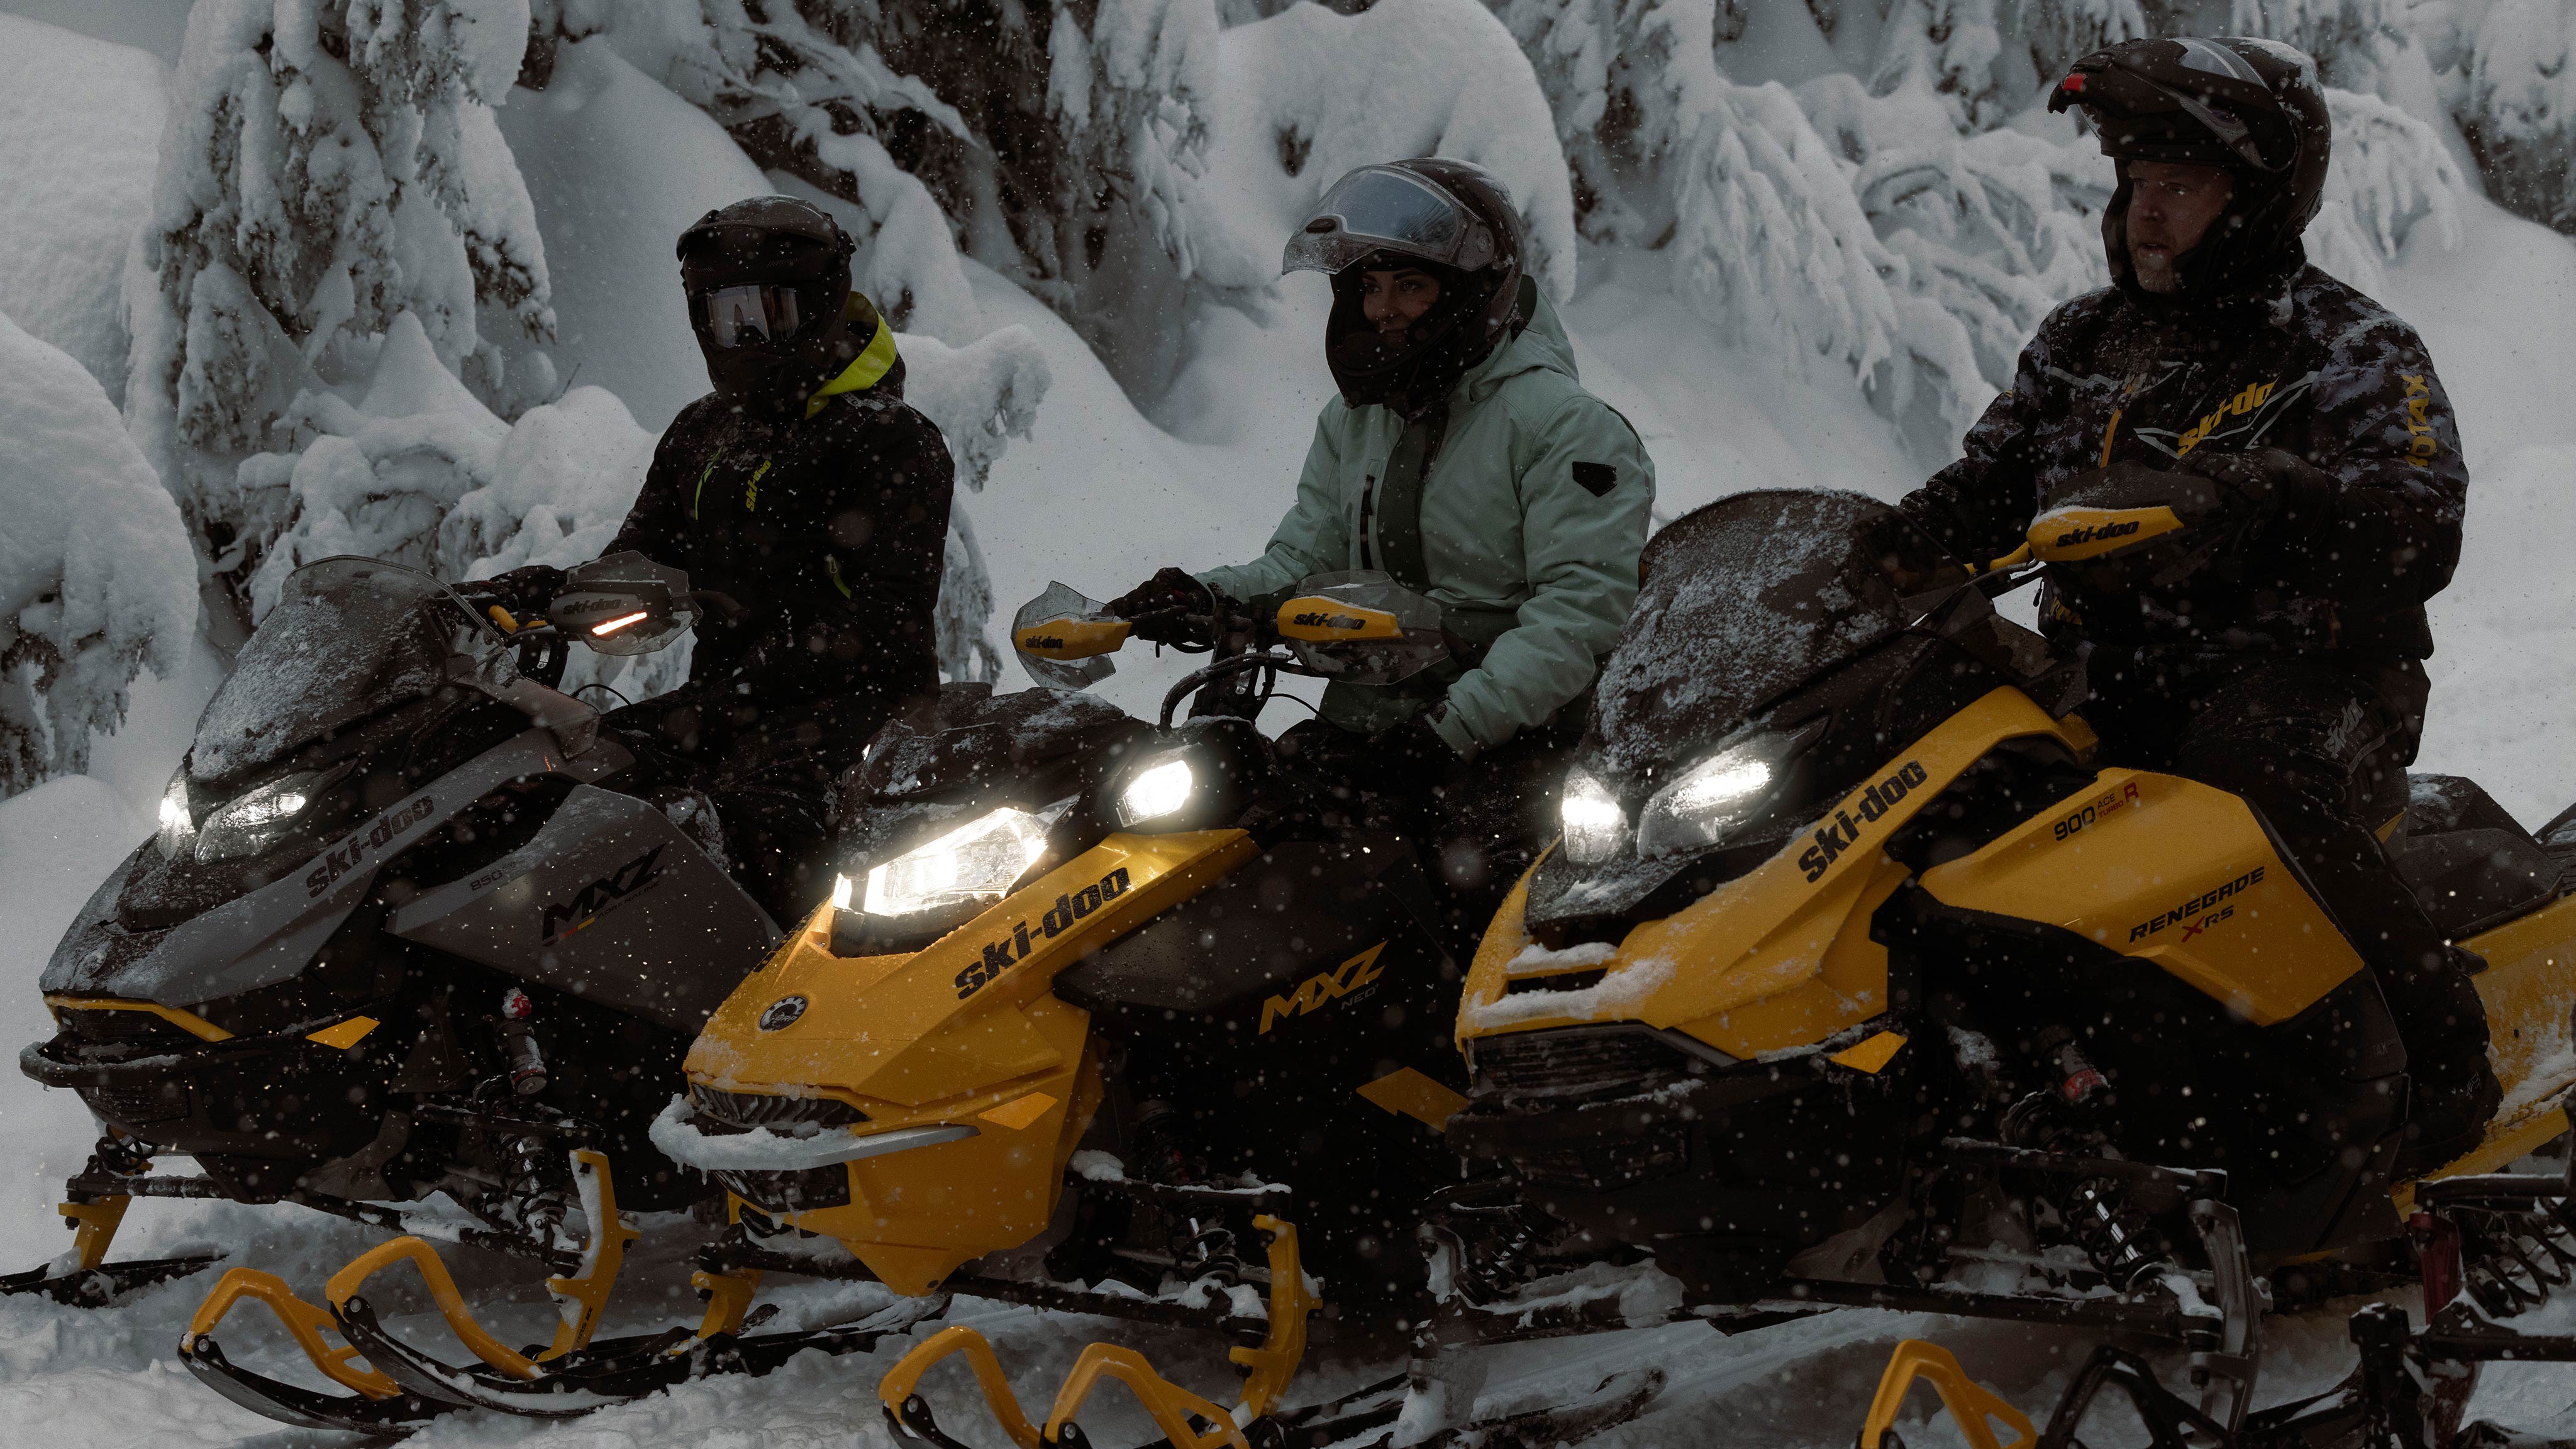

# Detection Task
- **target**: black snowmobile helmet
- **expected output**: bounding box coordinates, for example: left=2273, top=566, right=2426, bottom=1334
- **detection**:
left=1284, top=158, right=1530, bottom=417
left=2049, top=36, right=2332, bottom=303
left=677, top=196, right=865, bottom=415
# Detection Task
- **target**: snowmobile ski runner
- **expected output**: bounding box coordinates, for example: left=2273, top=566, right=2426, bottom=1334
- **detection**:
left=23, top=554, right=786, bottom=1425
left=1426, top=489, right=2576, bottom=1448
left=245, top=573, right=1655, bottom=1445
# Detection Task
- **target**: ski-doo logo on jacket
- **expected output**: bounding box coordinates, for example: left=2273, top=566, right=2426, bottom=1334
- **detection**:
left=540, top=844, right=670, bottom=945
left=1798, top=762, right=1931, bottom=882
left=953, top=867, right=1133, bottom=1000
left=304, top=794, right=438, bottom=897
left=2175, top=379, right=2278, bottom=457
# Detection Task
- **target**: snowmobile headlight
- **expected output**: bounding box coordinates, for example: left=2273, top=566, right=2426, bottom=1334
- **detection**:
left=862, top=808, right=1053, bottom=918
left=1560, top=768, right=1630, bottom=865
left=194, top=770, right=328, bottom=863
left=155, top=767, right=196, bottom=860
left=1115, top=756, right=1196, bottom=828
left=1636, top=736, right=1791, bottom=858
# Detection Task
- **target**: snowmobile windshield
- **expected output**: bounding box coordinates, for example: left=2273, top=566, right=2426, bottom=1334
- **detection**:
left=1284, top=165, right=1497, bottom=276
left=1590, top=490, right=1931, bottom=784
left=192, top=558, right=499, bottom=782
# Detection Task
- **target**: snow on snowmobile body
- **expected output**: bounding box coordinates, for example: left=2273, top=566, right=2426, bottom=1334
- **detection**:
left=1446, top=489, right=2576, bottom=1448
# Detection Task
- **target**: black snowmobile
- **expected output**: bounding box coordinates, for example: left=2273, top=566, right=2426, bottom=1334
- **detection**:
left=186, top=574, right=1658, bottom=1446
left=15, top=555, right=775, bottom=1371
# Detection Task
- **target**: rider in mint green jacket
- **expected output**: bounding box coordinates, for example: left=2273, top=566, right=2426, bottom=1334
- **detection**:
left=1114, top=159, right=1652, bottom=758
left=1109, top=158, right=1653, bottom=915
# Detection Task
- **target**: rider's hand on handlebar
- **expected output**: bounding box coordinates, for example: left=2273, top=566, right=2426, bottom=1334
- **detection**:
left=1108, top=567, right=1231, bottom=645
left=2180, top=447, right=2334, bottom=526
left=455, top=564, right=569, bottom=628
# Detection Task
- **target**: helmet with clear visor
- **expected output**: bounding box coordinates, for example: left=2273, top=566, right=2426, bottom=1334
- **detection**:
left=1282, top=165, right=1501, bottom=279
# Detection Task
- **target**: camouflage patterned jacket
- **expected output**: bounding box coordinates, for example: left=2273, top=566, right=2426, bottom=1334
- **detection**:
left=1900, top=263, right=2468, bottom=658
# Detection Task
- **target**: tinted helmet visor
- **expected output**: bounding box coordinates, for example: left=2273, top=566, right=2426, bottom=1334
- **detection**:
left=699, top=283, right=806, bottom=350
left=1284, top=165, right=1498, bottom=276
left=2050, top=38, right=2292, bottom=174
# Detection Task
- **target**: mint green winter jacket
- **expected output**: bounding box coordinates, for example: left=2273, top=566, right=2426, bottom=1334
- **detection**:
left=1199, top=293, right=1654, bottom=755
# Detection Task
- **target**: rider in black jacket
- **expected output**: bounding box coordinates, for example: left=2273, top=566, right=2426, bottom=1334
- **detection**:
left=492, top=197, right=953, bottom=923
left=1898, top=37, right=2497, bottom=1172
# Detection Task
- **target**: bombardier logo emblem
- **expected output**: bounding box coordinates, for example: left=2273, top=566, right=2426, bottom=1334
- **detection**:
left=540, top=844, right=669, bottom=945
left=758, top=995, right=808, bottom=1031
left=2056, top=519, right=2141, bottom=548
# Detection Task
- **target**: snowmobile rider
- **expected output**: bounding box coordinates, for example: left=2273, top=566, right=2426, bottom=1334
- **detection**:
left=1106, top=158, right=1654, bottom=933
left=1894, top=36, right=2497, bottom=1172
left=476, top=196, right=954, bottom=925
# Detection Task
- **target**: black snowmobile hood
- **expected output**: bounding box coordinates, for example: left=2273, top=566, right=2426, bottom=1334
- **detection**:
left=192, top=558, right=498, bottom=785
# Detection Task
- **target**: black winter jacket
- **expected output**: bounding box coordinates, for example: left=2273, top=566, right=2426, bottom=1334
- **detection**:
left=1901, top=264, right=2468, bottom=657
left=609, top=357, right=953, bottom=730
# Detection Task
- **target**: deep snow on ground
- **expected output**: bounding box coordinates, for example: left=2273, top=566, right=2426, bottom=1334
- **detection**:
left=4, top=6, right=2576, bottom=1446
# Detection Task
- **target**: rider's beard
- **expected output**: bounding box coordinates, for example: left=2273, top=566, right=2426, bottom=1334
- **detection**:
left=2129, top=238, right=2181, bottom=294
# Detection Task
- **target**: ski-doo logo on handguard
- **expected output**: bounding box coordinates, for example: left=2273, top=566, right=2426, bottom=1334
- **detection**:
left=540, top=844, right=669, bottom=945
left=1023, top=635, right=1065, bottom=650
left=2056, top=519, right=2141, bottom=548
left=1292, top=611, right=1367, bottom=631
left=1258, top=941, right=1387, bottom=1035
left=1797, top=761, right=1931, bottom=883
left=953, top=866, right=1134, bottom=1001
left=303, top=794, right=438, bottom=897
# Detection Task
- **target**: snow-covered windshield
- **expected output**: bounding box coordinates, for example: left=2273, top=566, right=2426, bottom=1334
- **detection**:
left=192, top=558, right=489, bottom=781
left=1590, top=491, right=1927, bottom=783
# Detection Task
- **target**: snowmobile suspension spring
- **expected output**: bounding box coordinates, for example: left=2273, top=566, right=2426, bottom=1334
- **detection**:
left=1180, top=1224, right=1243, bottom=1288
left=508, top=1135, right=564, bottom=1245
left=2063, top=1176, right=2165, bottom=1291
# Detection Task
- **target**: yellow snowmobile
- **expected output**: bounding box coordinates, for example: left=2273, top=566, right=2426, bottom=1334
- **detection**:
left=1437, top=486, right=2576, bottom=1448
left=186, top=573, right=1655, bottom=1444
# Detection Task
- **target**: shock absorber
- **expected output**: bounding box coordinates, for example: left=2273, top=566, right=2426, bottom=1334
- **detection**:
left=2062, top=1177, right=2167, bottom=1291
left=507, top=1133, right=565, bottom=1245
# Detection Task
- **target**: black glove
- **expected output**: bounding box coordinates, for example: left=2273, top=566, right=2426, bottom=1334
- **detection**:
left=1108, top=567, right=1224, bottom=645
left=2179, top=447, right=2336, bottom=526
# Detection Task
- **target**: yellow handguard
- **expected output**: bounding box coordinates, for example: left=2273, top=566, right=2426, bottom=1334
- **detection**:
left=1275, top=597, right=1404, bottom=643
left=1858, top=1340, right=2037, bottom=1449
left=2026, top=504, right=2187, bottom=562
left=1014, top=615, right=1133, bottom=662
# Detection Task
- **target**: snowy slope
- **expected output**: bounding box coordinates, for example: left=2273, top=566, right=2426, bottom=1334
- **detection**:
left=0, top=13, right=167, bottom=402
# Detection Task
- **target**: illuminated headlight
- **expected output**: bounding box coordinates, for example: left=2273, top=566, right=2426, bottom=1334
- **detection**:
left=1560, top=768, right=1630, bottom=865
left=194, top=771, right=325, bottom=862
left=861, top=808, right=1053, bottom=917
left=155, top=767, right=195, bottom=860
left=1116, top=756, right=1196, bottom=828
left=1636, top=736, right=1790, bottom=858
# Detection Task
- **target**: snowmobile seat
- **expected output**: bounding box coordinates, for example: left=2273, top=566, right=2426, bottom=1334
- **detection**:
left=2390, top=774, right=2567, bottom=938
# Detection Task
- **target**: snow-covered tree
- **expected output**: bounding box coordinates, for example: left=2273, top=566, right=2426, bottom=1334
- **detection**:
left=623, top=0, right=1218, bottom=396
left=1, top=311, right=199, bottom=799
left=1194, top=0, right=1577, bottom=303
left=2460, top=0, right=2575, bottom=233
left=131, top=0, right=556, bottom=619
left=2307, top=85, right=2468, bottom=287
